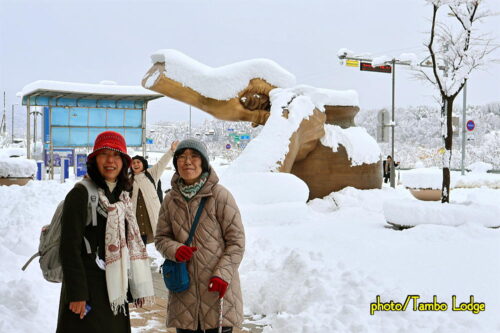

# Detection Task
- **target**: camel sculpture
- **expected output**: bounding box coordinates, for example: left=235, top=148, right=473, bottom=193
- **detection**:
left=142, top=50, right=382, bottom=200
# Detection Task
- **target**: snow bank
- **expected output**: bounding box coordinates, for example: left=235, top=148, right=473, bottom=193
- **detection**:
left=0, top=157, right=37, bottom=178
left=401, top=167, right=446, bottom=189
left=455, top=173, right=500, bottom=189
left=148, top=49, right=296, bottom=100
left=0, top=180, right=74, bottom=332
left=321, top=125, right=381, bottom=166
left=0, top=148, right=26, bottom=158
left=220, top=172, right=309, bottom=205
left=401, top=168, right=500, bottom=190
left=468, top=161, right=493, bottom=173
left=383, top=199, right=500, bottom=228
left=22, top=80, right=159, bottom=97
left=3, top=167, right=500, bottom=332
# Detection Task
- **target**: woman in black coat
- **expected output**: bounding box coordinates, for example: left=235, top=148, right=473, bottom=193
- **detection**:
left=56, top=131, right=154, bottom=333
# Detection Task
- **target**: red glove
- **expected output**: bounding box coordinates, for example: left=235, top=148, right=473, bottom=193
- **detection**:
left=208, top=277, right=228, bottom=299
left=175, top=245, right=197, bottom=262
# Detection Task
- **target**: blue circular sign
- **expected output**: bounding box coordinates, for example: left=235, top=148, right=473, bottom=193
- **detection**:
left=225, top=144, right=231, bottom=149
left=466, top=120, right=475, bottom=131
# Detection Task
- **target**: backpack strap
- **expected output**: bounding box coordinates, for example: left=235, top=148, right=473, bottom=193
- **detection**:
left=185, top=197, right=207, bottom=246
left=79, top=178, right=98, bottom=227
left=78, top=178, right=99, bottom=255
left=144, top=171, right=156, bottom=188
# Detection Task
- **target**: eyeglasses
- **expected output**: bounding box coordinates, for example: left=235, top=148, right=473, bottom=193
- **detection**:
left=177, top=153, right=201, bottom=163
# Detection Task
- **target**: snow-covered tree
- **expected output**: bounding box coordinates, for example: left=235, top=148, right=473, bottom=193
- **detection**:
left=418, top=0, right=497, bottom=203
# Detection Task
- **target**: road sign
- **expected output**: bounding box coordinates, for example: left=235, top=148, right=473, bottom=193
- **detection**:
left=76, top=153, right=87, bottom=177
left=44, top=149, right=75, bottom=167
left=146, top=138, right=154, bottom=144
left=345, top=59, right=359, bottom=67
left=225, top=144, right=231, bottom=150
left=360, top=62, right=392, bottom=73
left=466, top=120, right=475, bottom=131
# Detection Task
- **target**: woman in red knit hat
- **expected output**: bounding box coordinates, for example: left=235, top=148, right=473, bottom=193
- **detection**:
left=56, top=131, right=154, bottom=333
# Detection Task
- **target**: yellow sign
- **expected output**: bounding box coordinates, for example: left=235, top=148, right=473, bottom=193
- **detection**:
left=438, top=147, right=446, bottom=155
left=345, top=59, right=359, bottom=67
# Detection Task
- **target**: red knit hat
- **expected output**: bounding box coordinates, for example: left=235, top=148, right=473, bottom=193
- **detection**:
left=87, top=131, right=132, bottom=166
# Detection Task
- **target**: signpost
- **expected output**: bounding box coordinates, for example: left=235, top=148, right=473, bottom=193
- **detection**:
left=225, top=144, right=231, bottom=150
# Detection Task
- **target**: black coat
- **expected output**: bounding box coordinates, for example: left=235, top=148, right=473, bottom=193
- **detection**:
left=56, top=181, right=131, bottom=333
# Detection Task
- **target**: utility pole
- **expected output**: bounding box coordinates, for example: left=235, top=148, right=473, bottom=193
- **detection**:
left=390, top=59, right=396, bottom=188
left=189, top=105, right=192, bottom=137
left=1, top=92, right=6, bottom=136
left=11, top=104, right=15, bottom=143
left=461, top=82, right=467, bottom=175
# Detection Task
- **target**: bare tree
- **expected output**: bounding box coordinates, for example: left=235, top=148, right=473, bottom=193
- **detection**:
left=418, top=0, right=496, bottom=203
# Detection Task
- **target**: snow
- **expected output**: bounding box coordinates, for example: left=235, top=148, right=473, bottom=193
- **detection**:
left=372, top=55, right=392, bottom=67
left=0, top=148, right=26, bottom=158
left=401, top=168, right=500, bottom=190
left=336, top=48, right=355, bottom=58
left=148, top=49, right=296, bottom=100
left=401, top=167, right=445, bottom=189
left=3, top=165, right=500, bottom=332
left=220, top=172, right=309, bottom=205
left=224, top=88, right=316, bottom=174
left=224, top=86, right=360, bottom=175
left=468, top=161, right=493, bottom=173
left=21, top=80, right=161, bottom=98
left=0, top=157, right=37, bottom=178
left=321, top=125, right=381, bottom=166
left=384, top=199, right=500, bottom=228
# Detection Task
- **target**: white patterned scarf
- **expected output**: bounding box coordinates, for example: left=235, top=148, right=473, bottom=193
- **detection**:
left=97, top=189, right=154, bottom=314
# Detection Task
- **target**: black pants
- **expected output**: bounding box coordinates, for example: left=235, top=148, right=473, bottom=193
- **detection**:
left=383, top=173, right=390, bottom=183
left=176, top=327, right=232, bottom=333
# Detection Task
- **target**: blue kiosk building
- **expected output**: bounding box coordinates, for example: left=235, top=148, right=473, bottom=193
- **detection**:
left=22, top=80, right=162, bottom=179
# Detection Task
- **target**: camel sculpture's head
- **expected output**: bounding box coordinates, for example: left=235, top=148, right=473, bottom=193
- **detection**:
left=142, top=62, right=277, bottom=127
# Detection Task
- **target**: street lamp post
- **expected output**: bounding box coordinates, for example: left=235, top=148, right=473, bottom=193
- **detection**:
left=11, top=104, right=16, bottom=143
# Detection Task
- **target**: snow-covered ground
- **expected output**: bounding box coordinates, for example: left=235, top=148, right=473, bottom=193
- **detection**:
left=1, top=158, right=500, bottom=332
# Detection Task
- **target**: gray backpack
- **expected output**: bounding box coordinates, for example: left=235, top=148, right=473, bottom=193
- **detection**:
left=21, top=178, right=99, bottom=283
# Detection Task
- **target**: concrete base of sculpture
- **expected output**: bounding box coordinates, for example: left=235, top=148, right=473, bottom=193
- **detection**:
left=291, top=144, right=382, bottom=200
left=0, top=177, right=32, bottom=186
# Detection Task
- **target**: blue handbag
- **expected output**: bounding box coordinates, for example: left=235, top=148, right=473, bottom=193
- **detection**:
left=161, top=197, right=207, bottom=293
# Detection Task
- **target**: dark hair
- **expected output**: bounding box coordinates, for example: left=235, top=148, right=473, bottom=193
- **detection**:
left=387, top=155, right=392, bottom=159
left=131, top=155, right=148, bottom=170
left=173, top=148, right=209, bottom=174
left=87, top=154, right=132, bottom=192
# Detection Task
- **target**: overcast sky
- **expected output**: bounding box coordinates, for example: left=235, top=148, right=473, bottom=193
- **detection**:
left=1, top=0, right=499, bottom=127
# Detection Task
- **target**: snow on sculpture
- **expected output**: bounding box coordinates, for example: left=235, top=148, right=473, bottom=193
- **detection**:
left=142, top=49, right=382, bottom=200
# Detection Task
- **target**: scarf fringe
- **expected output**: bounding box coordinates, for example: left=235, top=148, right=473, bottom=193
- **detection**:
left=110, top=296, right=128, bottom=316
